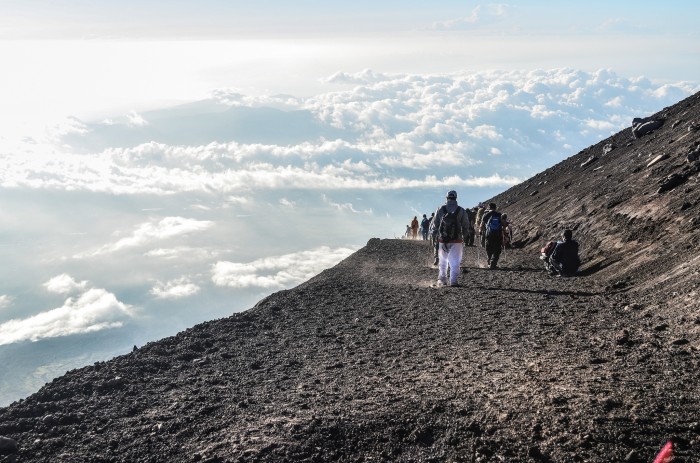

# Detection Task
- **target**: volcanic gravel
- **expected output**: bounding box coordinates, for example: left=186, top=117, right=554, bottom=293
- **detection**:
left=1, top=92, right=700, bottom=463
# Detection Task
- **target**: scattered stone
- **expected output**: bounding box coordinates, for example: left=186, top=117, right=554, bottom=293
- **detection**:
left=615, top=330, right=630, bottom=345
left=689, top=121, right=699, bottom=132
left=42, top=415, right=57, bottom=426
left=580, top=156, right=597, bottom=168
left=624, top=449, right=639, bottom=462
left=687, top=147, right=700, bottom=163
left=602, top=143, right=615, bottom=155
left=657, top=172, right=689, bottom=194
left=632, top=117, right=665, bottom=138
left=646, top=153, right=669, bottom=168
left=0, top=436, right=18, bottom=454
left=653, top=324, right=669, bottom=332
left=672, top=338, right=690, bottom=346
left=672, top=120, right=683, bottom=129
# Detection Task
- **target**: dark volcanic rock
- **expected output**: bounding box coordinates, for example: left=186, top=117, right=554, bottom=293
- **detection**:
left=2, top=92, right=700, bottom=463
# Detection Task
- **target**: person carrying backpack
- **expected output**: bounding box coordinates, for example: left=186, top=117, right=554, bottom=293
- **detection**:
left=429, top=190, right=470, bottom=286
left=420, top=214, right=431, bottom=241
left=466, top=207, right=477, bottom=246
left=480, top=202, right=503, bottom=269
left=474, top=204, right=486, bottom=247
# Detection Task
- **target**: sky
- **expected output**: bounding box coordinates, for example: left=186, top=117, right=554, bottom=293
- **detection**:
left=0, top=1, right=699, bottom=405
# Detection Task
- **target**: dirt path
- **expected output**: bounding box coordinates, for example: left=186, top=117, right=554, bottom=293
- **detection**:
left=1, top=238, right=698, bottom=462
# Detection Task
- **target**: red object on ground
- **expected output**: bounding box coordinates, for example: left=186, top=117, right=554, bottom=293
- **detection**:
left=652, top=441, right=673, bottom=463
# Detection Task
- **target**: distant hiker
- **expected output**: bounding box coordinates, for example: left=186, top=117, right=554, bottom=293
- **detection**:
left=548, top=229, right=581, bottom=277
left=480, top=203, right=503, bottom=269
left=466, top=207, right=477, bottom=246
left=405, top=225, right=411, bottom=238
left=429, top=212, right=439, bottom=265
left=411, top=216, right=419, bottom=239
left=501, top=213, right=513, bottom=249
left=474, top=204, right=486, bottom=247
left=420, top=214, right=431, bottom=241
left=429, top=190, right=470, bottom=287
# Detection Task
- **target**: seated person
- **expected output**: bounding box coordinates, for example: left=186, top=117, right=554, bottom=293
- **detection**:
left=549, top=229, right=581, bottom=276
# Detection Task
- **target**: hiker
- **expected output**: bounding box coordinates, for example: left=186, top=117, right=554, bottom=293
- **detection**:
left=548, top=229, right=581, bottom=277
left=429, top=190, right=470, bottom=287
left=429, top=212, right=439, bottom=265
left=420, top=214, right=431, bottom=241
left=480, top=203, right=503, bottom=269
left=474, top=204, right=486, bottom=247
left=466, top=207, right=477, bottom=246
left=411, top=216, right=419, bottom=239
left=404, top=225, right=411, bottom=238
left=501, top=213, right=513, bottom=249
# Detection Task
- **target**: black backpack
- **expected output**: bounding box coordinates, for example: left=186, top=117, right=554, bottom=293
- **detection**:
left=438, top=206, right=463, bottom=242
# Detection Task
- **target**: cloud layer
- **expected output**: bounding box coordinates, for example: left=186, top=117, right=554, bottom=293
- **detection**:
left=0, top=278, right=133, bottom=345
left=1, top=69, right=694, bottom=198
left=212, top=246, right=356, bottom=289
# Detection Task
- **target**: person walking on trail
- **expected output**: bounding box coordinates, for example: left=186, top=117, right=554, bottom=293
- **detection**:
left=420, top=214, right=431, bottom=241
left=429, top=190, right=470, bottom=287
left=475, top=204, right=486, bottom=247
left=466, top=207, right=477, bottom=246
left=428, top=212, right=439, bottom=265
left=549, top=229, right=581, bottom=277
left=480, top=202, right=503, bottom=269
left=501, top=213, right=513, bottom=249
left=411, top=216, right=419, bottom=239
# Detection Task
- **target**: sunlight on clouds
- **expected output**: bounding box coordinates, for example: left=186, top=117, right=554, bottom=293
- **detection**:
left=77, top=217, right=214, bottom=257
left=322, top=194, right=373, bottom=214
left=126, top=111, right=149, bottom=127
left=0, top=288, right=133, bottom=345
left=0, top=68, right=697, bottom=197
left=150, top=277, right=200, bottom=300
left=44, top=274, right=88, bottom=295
left=144, top=247, right=214, bottom=260
left=211, top=246, right=356, bottom=289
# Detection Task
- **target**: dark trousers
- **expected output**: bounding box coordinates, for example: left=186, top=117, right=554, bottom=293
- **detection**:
left=485, top=233, right=503, bottom=266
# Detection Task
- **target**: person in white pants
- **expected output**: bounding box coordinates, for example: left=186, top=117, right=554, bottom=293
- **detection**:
left=429, top=190, right=471, bottom=287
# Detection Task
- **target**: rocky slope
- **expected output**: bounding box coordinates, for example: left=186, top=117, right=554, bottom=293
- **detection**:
left=1, top=92, right=699, bottom=462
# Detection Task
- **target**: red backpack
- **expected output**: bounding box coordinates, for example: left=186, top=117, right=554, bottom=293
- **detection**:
left=540, top=241, right=556, bottom=257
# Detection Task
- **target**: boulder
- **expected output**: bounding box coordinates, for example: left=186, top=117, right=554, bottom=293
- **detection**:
left=0, top=436, right=18, bottom=454
left=632, top=117, right=665, bottom=138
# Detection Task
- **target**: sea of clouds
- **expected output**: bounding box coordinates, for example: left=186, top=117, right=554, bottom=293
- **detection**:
left=0, top=68, right=696, bottom=405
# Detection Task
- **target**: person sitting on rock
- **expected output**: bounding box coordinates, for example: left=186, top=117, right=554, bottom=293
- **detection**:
left=549, top=229, right=581, bottom=277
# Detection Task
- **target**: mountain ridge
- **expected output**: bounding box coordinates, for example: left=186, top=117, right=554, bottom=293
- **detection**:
left=1, top=92, right=699, bottom=462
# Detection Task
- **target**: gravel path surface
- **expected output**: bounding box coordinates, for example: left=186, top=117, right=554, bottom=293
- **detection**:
left=2, top=92, right=700, bottom=463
